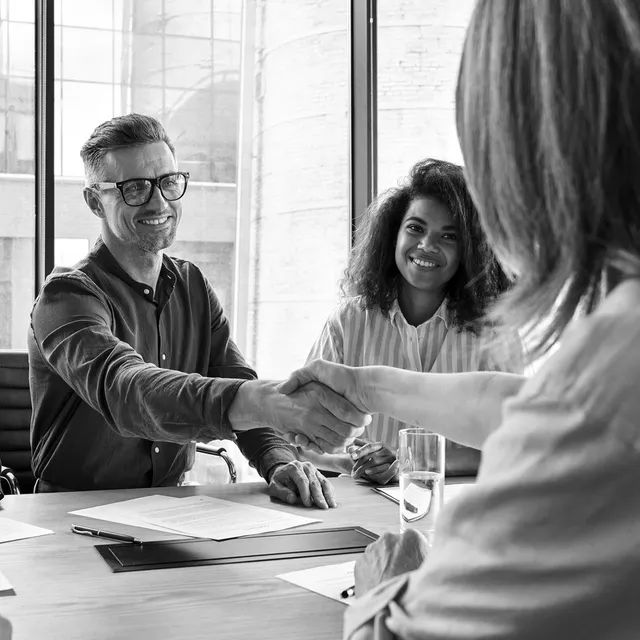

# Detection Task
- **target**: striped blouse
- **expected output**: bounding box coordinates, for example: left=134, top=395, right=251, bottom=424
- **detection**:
left=307, top=296, right=524, bottom=450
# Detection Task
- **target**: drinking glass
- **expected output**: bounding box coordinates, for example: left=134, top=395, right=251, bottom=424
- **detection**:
left=398, top=428, right=445, bottom=545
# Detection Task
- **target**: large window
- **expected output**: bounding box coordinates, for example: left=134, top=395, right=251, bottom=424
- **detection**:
left=50, top=0, right=351, bottom=379
left=376, top=0, right=475, bottom=192
left=0, top=0, right=35, bottom=349
left=2, top=0, right=476, bottom=365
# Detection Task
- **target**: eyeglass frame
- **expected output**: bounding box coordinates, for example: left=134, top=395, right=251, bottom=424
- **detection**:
left=90, top=171, right=190, bottom=207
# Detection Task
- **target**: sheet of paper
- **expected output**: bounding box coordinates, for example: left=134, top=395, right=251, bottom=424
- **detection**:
left=277, top=560, right=355, bottom=605
left=0, top=570, right=15, bottom=597
left=0, top=518, right=53, bottom=544
left=374, top=483, right=470, bottom=505
left=140, top=495, right=321, bottom=540
left=69, top=495, right=187, bottom=534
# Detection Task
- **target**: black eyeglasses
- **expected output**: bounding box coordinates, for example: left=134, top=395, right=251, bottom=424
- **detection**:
left=91, top=171, right=190, bottom=206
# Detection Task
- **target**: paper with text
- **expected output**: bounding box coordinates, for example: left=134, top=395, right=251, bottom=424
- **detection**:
left=277, top=560, right=356, bottom=605
left=70, top=495, right=187, bottom=534
left=140, top=495, right=320, bottom=540
left=0, top=518, right=53, bottom=544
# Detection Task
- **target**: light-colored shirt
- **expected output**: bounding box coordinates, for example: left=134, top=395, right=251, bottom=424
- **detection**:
left=308, top=297, right=522, bottom=448
left=344, top=278, right=640, bottom=640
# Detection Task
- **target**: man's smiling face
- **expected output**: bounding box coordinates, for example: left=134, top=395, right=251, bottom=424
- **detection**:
left=96, top=141, right=182, bottom=255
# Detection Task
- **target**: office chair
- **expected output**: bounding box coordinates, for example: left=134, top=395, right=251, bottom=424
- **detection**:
left=0, top=349, right=236, bottom=494
left=195, top=443, right=237, bottom=483
left=0, top=350, right=35, bottom=494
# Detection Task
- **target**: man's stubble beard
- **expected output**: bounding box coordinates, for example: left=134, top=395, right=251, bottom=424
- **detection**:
left=137, top=226, right=177, bottom=254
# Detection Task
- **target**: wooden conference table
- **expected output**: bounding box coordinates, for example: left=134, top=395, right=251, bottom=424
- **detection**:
left=0, top=476, right=470, bottom=640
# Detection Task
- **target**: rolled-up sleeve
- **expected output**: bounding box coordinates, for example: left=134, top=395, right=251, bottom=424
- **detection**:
left=31, top=274, right=243, bottom=443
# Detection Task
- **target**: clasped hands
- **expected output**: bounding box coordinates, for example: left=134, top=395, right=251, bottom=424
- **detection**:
left=277, top=359, right=372, bottom=452
left=277, top=360, right=398, bottom=485
left=266, top=360, right=394, bottom=509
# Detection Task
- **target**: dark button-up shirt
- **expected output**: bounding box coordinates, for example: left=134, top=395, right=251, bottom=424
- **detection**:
left=28, top=239, right=295, bottom=490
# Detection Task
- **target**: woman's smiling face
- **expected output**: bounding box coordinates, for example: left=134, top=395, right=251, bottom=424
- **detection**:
left=394, top=196, right=461, bottom=297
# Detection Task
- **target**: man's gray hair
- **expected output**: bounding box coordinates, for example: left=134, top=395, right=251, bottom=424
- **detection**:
left=80, top=113, right=175, bottom=185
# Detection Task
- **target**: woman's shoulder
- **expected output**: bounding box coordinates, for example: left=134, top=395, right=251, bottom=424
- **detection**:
left=521, top=279, right=640, bottom=416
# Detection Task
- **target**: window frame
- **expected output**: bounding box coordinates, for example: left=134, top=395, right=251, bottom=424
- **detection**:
left=32, top=0, right=378, bottom=292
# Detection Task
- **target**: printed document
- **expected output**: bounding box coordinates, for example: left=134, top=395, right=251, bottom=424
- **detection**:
left=0, top=518, right=53, bottom=544
left=70, top=495, right=188, bottom=534
left=277, top=561, right=356, bottom=605
left=71, top=494, right=320, bottom=540
left=139, top=495, right=320, bottom=540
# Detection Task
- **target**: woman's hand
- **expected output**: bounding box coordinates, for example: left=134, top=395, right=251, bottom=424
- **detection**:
left=355, top=529, right=429, bottom=595
left=348, top=439, right=399, bottom=485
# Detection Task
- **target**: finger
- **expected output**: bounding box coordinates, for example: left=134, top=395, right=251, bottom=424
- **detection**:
left=284, top=432, right=326, bottom=456
left=286, top=463, right=312, bottom=507
left=302, top=464, right=329, bottom=509
left=352, top=450, right=393, bottom=475
left=279, top=369, right=313, bottom=395
left=308, top=436, right=342, bottom=454
left=267, top=478, right=299, bottom=505
left=352, top=461, right=372, bottom=480
left=347, top=437, right=369, bottom=455
left=375, top=459, right=399, bottom=485
left=292, top=433, right=312, bottom=448
left=282, top=432, right=298, bottom=445
left=318, top=473, right=338, bottom=508
left=316, top=410, right=367, bottom=445
left=315, top=384, right=372, bottom=429
left=350, top=441, right=386, bottom=461
left=363, top=463, right=393, bottom=482
left=285, top=432, right=329, bottom=455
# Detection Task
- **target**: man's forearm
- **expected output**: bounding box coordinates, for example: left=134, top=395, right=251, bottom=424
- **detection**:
left=365, top=368, right=526, bottom=449
left=227, top=380, right=280, bottom=432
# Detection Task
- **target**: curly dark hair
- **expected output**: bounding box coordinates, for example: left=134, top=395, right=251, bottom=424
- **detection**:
left=341, top=158, right=510, bottom=331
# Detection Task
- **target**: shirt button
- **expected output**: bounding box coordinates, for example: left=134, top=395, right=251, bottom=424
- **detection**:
left=143, top=288, right=150, bottom=295
left=161, top=353, right=167, bottom=361
left=154, top=446, right=160, bottom=454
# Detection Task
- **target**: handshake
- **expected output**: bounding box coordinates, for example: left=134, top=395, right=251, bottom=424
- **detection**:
left=278, top=360, right=374, bottom=454
left=230, top=360, right=380, bottom=455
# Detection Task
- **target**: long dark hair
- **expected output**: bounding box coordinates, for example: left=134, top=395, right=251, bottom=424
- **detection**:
left=456, top=0, right=640, bottom=359
left=342, top=158, right=509, bottom=331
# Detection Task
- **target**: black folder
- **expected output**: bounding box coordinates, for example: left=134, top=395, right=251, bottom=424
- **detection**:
left=96, top=526, right=378, bottom=572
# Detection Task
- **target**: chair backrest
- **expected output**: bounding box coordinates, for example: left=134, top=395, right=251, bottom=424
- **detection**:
left=0, top=350, right=35, bottom=493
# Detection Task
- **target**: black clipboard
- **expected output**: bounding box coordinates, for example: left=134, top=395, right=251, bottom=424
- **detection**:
left=95, top=526, right=378, bottom=573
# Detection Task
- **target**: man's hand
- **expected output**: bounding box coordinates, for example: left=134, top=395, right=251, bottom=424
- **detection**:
left=348, top=439, right=398, bottom=485
left=280, top=360, right=373, bottom=413
left=268, top=461, right=337, bottom=509
left=229, top=379, right=371, bottom=454
left=355, top=529, right=429, bottom=596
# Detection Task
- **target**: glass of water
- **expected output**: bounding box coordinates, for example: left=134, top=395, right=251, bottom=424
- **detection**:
left=398, top=428, right=445, bottom=545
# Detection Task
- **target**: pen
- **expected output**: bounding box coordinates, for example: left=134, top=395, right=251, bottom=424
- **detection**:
left=340, top=585, right=355, bottom=599
left=71, top=524, right=142, bottom=545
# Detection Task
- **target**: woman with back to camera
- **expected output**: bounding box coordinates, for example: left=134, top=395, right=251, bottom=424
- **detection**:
left=283, top=0, right=640, bottom=637
left=300, top=158, right=522, bottom=484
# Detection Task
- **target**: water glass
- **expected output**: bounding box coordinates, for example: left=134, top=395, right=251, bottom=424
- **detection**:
left=398, top=428, right=445, bottom=545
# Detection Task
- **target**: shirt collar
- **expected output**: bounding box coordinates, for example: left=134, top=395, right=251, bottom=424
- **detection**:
left=390, top=296, right=450, bottom=330
left=90, top=237, right=176, bottom=302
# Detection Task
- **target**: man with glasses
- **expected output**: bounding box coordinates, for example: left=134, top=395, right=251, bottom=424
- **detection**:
left=28, top=113, right=368, bottom=506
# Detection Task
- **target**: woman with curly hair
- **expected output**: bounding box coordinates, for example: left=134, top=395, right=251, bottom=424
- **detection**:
left=303, top=158, right=522, bottom=483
